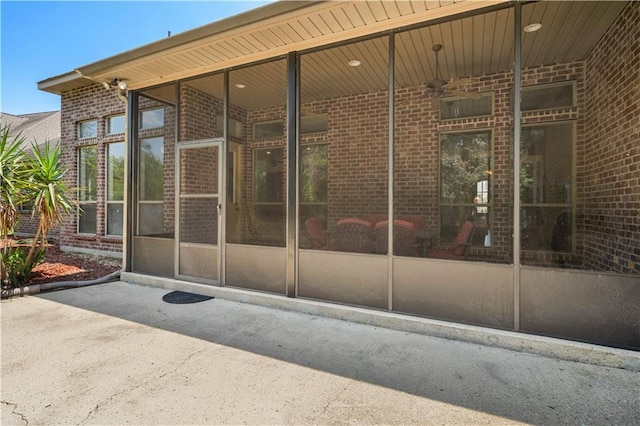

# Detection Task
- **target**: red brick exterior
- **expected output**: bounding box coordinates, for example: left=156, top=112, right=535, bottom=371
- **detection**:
left=582, top=0, right=640, bottom=273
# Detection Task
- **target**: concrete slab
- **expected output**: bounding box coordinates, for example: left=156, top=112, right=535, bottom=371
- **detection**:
left=2, top=281, right=639, bottom=425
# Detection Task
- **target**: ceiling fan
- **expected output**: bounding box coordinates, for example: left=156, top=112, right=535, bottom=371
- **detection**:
left=426, top=44, right=482, bottom=100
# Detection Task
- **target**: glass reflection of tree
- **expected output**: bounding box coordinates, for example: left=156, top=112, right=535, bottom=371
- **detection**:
left=80, top=147, right=97, bottom=201
left=301, top=145, right=328, bottom=203
left=140, top=139, right=164, bottom=201
left=440, top=133, right=490, bottom=204
left=109, top=154, right=125, bottom=201
left=520, top=128, right=545, bottom=203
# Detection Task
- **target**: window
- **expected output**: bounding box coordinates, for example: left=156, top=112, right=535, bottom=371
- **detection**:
left=520, top=81, right=575, bottom=111
left=138, top=137, right=164, bottom=235
left=440, top=93, right=493, bottom=120
left=253, top=115, right=328, bottom=139
left=107, top=115, right=125, bottom=135
left=78, top=119, right=97, bottom=139
left=520, top=122, right=574, bottom=252
left=106, top=142, right=125, bottom=236
left=255, top=147, right=284, bottom=203
left=300, top=144, right=328, bottom=225
left=78, top=145, right=97, bottom=234
left=440, top=131, right=492, bottom=244
left=253, top=147, right=285, bottom=242
left=301, top=114, right=328, bottom=133
left=254, top=120, right=283, bottom=139
left=140, top=108, right=164, bottom=130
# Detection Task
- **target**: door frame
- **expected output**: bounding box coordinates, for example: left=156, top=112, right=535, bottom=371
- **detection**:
left=175, top=138, right=224, bottom=284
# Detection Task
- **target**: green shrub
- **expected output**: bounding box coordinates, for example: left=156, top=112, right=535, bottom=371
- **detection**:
left=0, top=243, right=45, bottom=288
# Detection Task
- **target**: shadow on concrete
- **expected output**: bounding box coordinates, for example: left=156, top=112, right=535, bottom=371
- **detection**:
left=36, top=281, right=639, bottom=425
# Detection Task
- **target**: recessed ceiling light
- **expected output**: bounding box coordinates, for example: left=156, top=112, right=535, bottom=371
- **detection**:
left=348, top=60, right=361, bottom=67
left=524, top=23, right=542, bottom=33
left=234, top=83, right=246, bottom=89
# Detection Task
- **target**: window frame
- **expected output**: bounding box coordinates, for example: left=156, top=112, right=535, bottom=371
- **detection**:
left=106, top=114, right=125, bottom=135
left=77, top=119, right=98, bottom=140
left=77, top=144, right=98, bottom=235
left=518, top=81, right=577, bottom=112
left=438, top=129, right=493, bottom=246
left=105, top=141, right=125, bottom=237
left=253, top=146, right=285, bottom=205
left=439, top=92, right=494, bottom=121
left=520, top=121, right=576, bottom=253
left=139, top=107, right=165, bottom=131
left=136, top=136, right=165, bottom=236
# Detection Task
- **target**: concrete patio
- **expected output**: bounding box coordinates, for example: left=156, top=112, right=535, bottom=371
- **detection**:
left=2, top=281, right=639, bottom=425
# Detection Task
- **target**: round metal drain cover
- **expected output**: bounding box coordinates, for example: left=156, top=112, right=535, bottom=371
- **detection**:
left=162, top=291, right=214, bottom=304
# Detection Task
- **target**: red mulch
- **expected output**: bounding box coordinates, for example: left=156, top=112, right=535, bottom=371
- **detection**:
left=2, top=238, right=121, bottom=284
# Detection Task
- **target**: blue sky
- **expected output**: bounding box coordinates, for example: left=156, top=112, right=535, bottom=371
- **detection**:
left=1, top=1, right=271, bottom=115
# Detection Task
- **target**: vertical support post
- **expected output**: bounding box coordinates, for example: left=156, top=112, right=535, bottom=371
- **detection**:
left=286, top=52, right=299, bottom=297
left=220, top=71, right=230, bottom=286
left=513, top=1, right=523, bottom=331
left=123, top=91, right=138, bottom=272
left=387, top=33, right=395, bottom=311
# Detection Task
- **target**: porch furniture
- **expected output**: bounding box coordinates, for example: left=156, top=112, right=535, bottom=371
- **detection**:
left=304, top=216, right=328, bottom=249
left=374, top=220, right=418, bottom=256
left=427, top=220, right=475, bottom=260
left=416, top=229, right=438, bottom=257
left=335, top=218, right=374, bottom=253
left=362, top=215, right=426, bottom=233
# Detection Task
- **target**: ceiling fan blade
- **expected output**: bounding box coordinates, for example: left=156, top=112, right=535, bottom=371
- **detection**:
left=447, top=89, right=484, bottom=99
left=443, top=77, right=473, bottom=89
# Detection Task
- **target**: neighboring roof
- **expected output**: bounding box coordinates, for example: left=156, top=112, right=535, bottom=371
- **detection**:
left=39, top=0, right=508, bottom=94
left=0, top=111, right=61, bottom=147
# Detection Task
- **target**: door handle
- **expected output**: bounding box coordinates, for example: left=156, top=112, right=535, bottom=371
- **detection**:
left=217, top=203, right=222, bottom=215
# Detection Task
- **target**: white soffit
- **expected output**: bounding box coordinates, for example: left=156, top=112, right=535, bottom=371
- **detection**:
left=76, top=0, right=509, bottom=90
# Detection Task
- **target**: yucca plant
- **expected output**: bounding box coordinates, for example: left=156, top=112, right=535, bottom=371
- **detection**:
left=23, top=141, right=75, bottom=270
left=0, top=126, right=29, bottom=286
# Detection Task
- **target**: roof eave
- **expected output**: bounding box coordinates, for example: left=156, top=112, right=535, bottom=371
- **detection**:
left=75, top=1, right=322, bottom=79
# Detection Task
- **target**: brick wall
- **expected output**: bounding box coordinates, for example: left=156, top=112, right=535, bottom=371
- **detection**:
left=583, top=0, right=640, bottom=273
left=60, top=85, right=125, bottom=253
left=60, top=86, right=174, bottom=253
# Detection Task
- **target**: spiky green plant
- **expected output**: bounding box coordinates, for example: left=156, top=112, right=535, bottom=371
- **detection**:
left=0, top=126, right=29, bottom=285
left=23, top=140, right=75, bottom=269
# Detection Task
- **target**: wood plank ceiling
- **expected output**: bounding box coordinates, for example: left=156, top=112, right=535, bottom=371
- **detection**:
left=138, top=1, right=627, bottom=111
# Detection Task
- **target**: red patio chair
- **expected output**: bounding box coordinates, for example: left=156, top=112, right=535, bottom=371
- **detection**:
left=374, top=220, right=418, bottom=256
left=335, top=218, right=374, bottom=253
left=427, top=220, right=474, bottom=260
left=304, top=216, right=328, bottom=249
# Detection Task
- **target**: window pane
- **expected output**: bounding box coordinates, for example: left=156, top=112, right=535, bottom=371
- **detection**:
left=440, top=132, right=491, bottom=204
left=254, top=121, right=284, bottom=139
left=521, top=123, right=573, bottom=204
left=140, top=108, right=164, bottom=130
left=139, top=137, right=164, bottom=201
left=107, top=115, right=125, bottom=134
left=107, top=203, right=123, bottom=236
left=440, top=95, right=493, bottom=120
left=229, top=59, right=287, bottom=247
left=521, top=82, right=575, bottom=111
left=78, top=203, right=96, bottom=234
left=301, top=115, right=328, bottom=134
left=254, top=148, right=284, bottom=203
left=78, top=120, right=97, bottom=139
left=300, top=144, right=328, bottom=203
left=78, top=146, right=97, bottom=202
left=107, top=142, right=125, bottom=201
left=300, top=36, right=389, bottom=256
